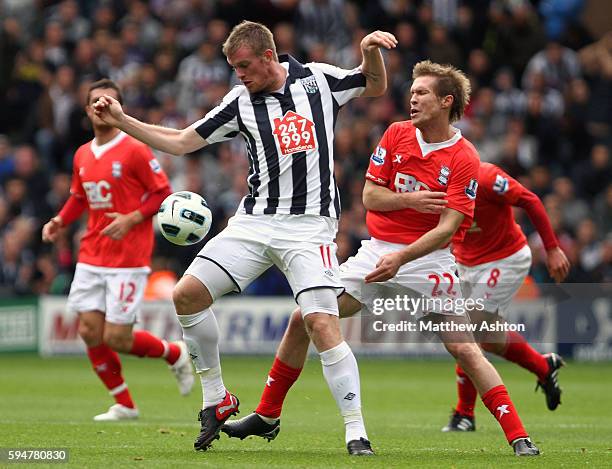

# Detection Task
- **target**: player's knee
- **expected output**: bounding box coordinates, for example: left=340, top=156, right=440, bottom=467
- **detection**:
left=78, top=319, right=102, bottom=346
left=304, top=314, right=335, bottom=339
left=173, top=281, right=212, bottom=314
left=450, top=342, right=483, bottom=366
left=286, top=309, right=309, bottom=342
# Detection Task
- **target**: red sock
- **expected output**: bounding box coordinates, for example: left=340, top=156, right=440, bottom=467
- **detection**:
left=454, top=363, right=477, bottom=417
left=130, top=330, right=181, bottom=365
left=255, top=357, right=302, bottom=419
left=499, top=331, right=549, bottom=381
left=481, top=384, right=528, bottom=444
left=87, top=344, right=135, bottom=409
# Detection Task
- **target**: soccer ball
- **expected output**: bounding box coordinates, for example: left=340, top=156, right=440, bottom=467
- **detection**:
left=157, top=191, right=212, bottom=246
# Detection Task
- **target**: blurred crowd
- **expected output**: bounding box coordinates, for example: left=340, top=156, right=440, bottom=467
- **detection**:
left=0, top=0, right=610, bottom=298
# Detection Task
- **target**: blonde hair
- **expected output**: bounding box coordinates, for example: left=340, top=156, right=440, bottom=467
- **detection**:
left=412, top=60, right=471, bottom=122
left=222, top=20, right=278, bottom=61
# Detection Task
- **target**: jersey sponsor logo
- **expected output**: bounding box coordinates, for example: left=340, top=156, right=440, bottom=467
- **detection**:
left=465, top=178, right=478, bottom=200
left=300, top=75, right=319, bottom=94
left=149, top=158, right=162, bottom=173
left=437, top=166, right=451, bottom=186
left=493, top=174, right=509, bottom=194
left=83, top=180, right=113, bottom=209
left=272, top=110, right=316, bottom=156
left=366, top=172, right=386, bottom=184
left=112, top=161, right=122, bottom=178
left=394, top=172, right=430, bottom=192
left=393, top=154, right=402, bottom=163
left=371, top=146, right=386, bottom=166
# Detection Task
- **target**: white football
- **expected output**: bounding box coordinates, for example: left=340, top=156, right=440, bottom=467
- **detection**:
left=157, top=191, right=212, bottom=246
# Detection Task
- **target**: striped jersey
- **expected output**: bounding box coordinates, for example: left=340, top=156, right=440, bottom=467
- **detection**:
left=191, top=54, right=366, bottom=218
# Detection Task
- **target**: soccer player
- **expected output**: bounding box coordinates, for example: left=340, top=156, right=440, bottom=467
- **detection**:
left=222, top=61, right=540, bottom=456
left=42, top=79, right=194, bottom=421
left=91, top=21, right=397, bottom=454
left=442, top=161, right=570, bottom=432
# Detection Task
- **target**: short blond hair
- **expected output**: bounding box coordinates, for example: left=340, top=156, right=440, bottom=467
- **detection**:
left=412, top=60, right=471, bottom=122
left=222, top=20, right=278, bottom=61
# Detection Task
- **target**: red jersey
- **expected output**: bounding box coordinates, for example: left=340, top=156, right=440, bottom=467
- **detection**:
left=454, top=163, right=528, bottom=266
left=365, top=121, right=480, bottom=245
left=70, top=132, right=169, bottom=268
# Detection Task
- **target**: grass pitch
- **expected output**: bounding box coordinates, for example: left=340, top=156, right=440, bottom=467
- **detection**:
left=1, top=354, right=611, bottom=468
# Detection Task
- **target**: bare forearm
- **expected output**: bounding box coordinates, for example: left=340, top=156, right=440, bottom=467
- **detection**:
left=363, top=185, right=410, bottom=211
left=398, top=228, right=453, bottom=265
left=119, top=115, right=195, bottom=155
left=361, top=48, right=387, bottom=97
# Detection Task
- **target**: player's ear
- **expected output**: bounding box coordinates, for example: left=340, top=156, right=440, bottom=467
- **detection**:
left=441, top=94, right=453, bottom=110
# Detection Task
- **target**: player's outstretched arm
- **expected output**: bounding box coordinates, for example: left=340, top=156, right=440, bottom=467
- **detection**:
left=365, top=208, right=463, bottom=283
left=360, top=30, right=397, bottom=97
left=362, top=180, right=447, bottom=213
left=92, top=95, right=206, bottom=156
left=513, top=187, right=570, bottom=282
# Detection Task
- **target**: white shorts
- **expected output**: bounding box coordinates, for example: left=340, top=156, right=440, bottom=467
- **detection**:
left=67, top=263, right=149, bottom=325
left=458, top=244, right=532, bottom=314
left=185, top=214, right=344, bottom=311
left=341, top=238, right=463, bottom=316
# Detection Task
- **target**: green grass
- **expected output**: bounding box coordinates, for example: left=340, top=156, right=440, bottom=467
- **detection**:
left=1, top=354, right=611, bottom=468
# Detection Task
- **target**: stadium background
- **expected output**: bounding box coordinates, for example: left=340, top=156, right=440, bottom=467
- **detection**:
left=0, top=1, right=611, bottom=467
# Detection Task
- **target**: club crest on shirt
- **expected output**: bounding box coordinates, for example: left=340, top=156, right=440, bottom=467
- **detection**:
left=371, top=146, right=386, bottom=166
left=300, top=76, right=319, bottom=94
left=112, top=161, right=122, bottom=178
left=465, top=178, right=478, bottom=200
left=493, top=174, right=509, bottom=194
left=149, top=158, right=162, bottom=173
left=437, top=166, right=451, bottom=186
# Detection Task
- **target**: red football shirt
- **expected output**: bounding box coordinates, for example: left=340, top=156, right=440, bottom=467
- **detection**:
left=453, top=162, right=528, bottom=266
left=365, top=121, right=480, bottom=245
left=70, top=132, right=169, bottom=268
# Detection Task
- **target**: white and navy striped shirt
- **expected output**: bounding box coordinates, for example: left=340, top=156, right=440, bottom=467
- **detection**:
left=191, top=54, right=366, bottom=218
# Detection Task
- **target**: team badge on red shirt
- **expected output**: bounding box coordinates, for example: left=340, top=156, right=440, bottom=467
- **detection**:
left=112, top=161, right=122, bottom=178
left=437, top=166, right=451, bottom=186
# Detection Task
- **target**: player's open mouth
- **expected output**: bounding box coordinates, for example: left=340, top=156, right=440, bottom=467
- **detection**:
left=410, top=109, right=419, bottom=117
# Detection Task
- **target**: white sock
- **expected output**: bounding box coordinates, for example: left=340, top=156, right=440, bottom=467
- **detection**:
left=177, top=308, right=225, bottom=408
left=199, top=365, right=226, bottom=408
left=319, top=341, right=368, bottom=443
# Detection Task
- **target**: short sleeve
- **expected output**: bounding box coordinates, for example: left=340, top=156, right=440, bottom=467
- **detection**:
left=132, top=144, right=170, bottom=192
left=190, top=87, right=241, bottom=145
left=365, top=124, right=396, bottom=186
left=445, top=148, right=480, bottom=217
left=70, top=150, right=86, bottom=198
left=309, top=62, right=366, bottom=106
left=482, top=165, right=526, bottom=205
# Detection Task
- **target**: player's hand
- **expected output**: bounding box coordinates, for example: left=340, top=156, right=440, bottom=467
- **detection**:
left=101, top=212, right=141, bottom=240
left=361, top=30, right=398, bottom=52
left=42, top=216, right=63, bottom=243
left=92, top=95, right=125, bottom=128
left=405, top=191, right=448, bottom=213
left=546, top=247, right=570, bottom=283
left=365, top=252, right=404, bottom=283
